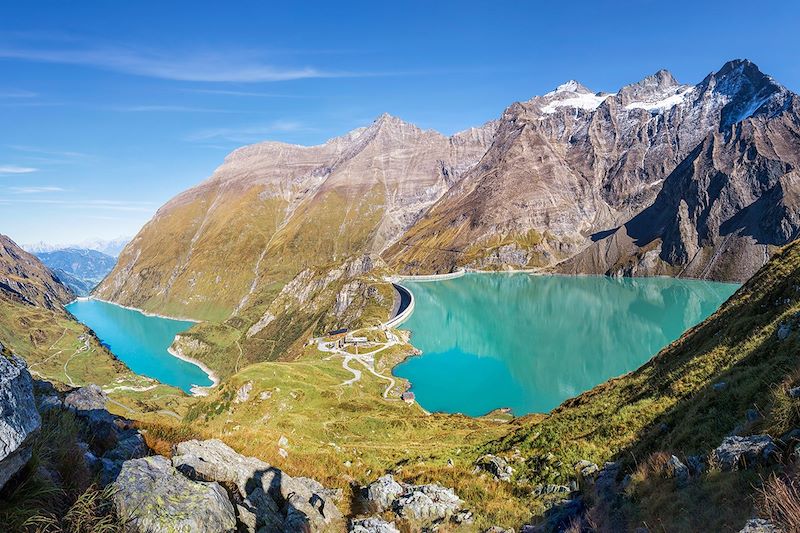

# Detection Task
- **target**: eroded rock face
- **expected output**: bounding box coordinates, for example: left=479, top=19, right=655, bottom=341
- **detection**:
left=172, top=439, right=343, bottom=531
left=113, top=455, right=237, bottom=533
left=0, top=351, right=41, bottom=489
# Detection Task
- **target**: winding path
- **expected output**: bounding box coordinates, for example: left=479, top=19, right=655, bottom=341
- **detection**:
left=317, top=329, right=399, bottom=399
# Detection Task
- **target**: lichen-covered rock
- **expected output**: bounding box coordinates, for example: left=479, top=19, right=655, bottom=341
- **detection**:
left=0, top=352, right=41, bottom=490
left=113, top=455, right=236, bottom=533
left=712, top=435, right=779, bottom=471
left=172, top=439, right=342, bottom=531
left=350, top=517, right=401, bottom=533
left=474, top=454, right=514, bottom=482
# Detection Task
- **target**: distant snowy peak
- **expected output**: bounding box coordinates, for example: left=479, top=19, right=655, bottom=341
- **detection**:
left=538, top=80, right=614, bottom=114
left=24, top=236, right=130, bottom=258
left=545, top=80, right=593, bottom=96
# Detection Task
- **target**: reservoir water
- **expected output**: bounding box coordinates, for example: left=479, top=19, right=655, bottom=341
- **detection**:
left=393, top=274, right=739, bottom=416
left=66, top=299, right=213, bottom=393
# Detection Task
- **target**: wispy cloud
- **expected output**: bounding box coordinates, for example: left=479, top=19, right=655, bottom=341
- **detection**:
left=0, top=89, right=37, bottom=98
left=9, top=186, right=64, bottom=193
left=0, top=165, right=38, bottom=174
left=0, top=39, right=341, bottom=82
left=185, top=121, right=312, bottom=143
left=181, top=88, right=304, bottom=98
left=0, top=197, right=154, bottom=212
left=7, top=145, right=89, bottom=159
left=109, top=104, right=245, bottom=113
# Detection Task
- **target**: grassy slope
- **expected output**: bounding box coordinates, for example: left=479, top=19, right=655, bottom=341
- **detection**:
left=0, top=296, right=187, bottom=416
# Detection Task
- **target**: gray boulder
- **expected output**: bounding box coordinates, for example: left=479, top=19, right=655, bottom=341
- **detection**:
left=365, top=474, right=405, bottom=512
left=172, top=439, right=342, bottom=531
left=0, top=352, right=42, bottom=490
left=64, top=383, right=108, bottom=411
left=738, top=518, right=780, bottom=532
left=712, top=435, right=779, bottom=471
left=113, top=455, right=237, bottom=533
left=667, top=455, right=689, bottom=487
left=788, top=386, right=800, bottom=399
left=393, top=483, right=462, bottom=523
left=474, top=453, right=514, bottom=482
left=350, top=517, right=401, bottom=533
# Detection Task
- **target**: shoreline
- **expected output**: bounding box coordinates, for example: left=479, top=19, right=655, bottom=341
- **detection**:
left=167, top=345, right=220, bottom=396
left=68, top=296, right=217, bottom=397
left=70, top=296, right=202, bottom=323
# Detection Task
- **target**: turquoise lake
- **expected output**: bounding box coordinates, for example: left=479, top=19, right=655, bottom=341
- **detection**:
left=393, top=274, right=739, bottom=416
left=65, top=299, right=213, bottom=393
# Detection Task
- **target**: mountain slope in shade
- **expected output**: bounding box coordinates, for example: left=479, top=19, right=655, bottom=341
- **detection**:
left=385, top=60, right=800, bottom=280
left=0, top=234, right=73, bottom=310
left=35, top=248, right=117, bottom=296
left=94, top=114, right=496, bottom=322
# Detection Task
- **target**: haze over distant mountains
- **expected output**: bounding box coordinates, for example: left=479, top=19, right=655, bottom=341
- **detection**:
left=24, top=236, right=131, bottom=258
left=34, top=248, right=117, bottom=296
left=95, top=59, right=800, bottom=356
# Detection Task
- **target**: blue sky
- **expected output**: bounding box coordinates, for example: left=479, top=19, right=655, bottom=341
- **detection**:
left=1, top=0, right=799, bottom=245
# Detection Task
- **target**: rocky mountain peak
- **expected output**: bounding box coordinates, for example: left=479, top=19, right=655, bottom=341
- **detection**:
left=693, top=59, right=790, bottom=127
left=547, top=80, right=593, bottom=95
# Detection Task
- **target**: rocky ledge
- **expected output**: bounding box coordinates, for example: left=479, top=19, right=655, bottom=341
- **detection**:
left=0, top=344, right=41, bottom=490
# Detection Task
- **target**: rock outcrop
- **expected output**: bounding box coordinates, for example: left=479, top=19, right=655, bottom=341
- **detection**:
left=0, top=349, right=41, bottom=489
left=362, top=474, right=463, bottom=527
left=172, top=439, right=343, bottom=531
left=711, top=435, right=779, bottom=471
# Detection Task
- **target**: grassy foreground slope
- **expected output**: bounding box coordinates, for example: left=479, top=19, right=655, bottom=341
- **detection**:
left=483, top=239, right=800, bottom=529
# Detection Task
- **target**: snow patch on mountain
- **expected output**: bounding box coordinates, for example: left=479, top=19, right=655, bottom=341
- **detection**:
left=540, top=92, right=612, bottom=114
left=625, top=87, right=695, bottom=113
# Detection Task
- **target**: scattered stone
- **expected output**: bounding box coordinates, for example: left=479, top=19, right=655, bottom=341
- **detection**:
left=0, top=353, right=42, bottom=490
left=350, top=517, right=400, bottom=533
left=746, top=408, right=762, bottom=423
left=474, top=454, right=514, bottom=482
left=713, top=382, right=728, bottom=392
left=575, top=460, right=599, bottom=478
left=258, top=390, right=272, bottom=401
left=278, top=435, right=289, bottom=447
left=777, top=322, right=792, bottom=340
left=483, top=527, right=513, bottom=533
left=738, top=518, right=780, bottom=532
left=667, top=455, right=689, bottom=487
left=453, top=509, right=475, bottom=524
left=113, top=455, right=236, bottom=533
left=533, top=484, right=571, bottom=496
left=788, top=386, right=800, bottom=399
left=712, top=435, right=779, bottom=471
left=233, top=381, right=253, bottom=404
left=278, top=447, right=288, bottom=459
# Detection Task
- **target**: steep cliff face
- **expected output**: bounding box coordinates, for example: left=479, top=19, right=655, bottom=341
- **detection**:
left=94, top=114, right=496, bottom=321
left=560, top=65, right=800, bottom=281
left=0, top=234, right=73, bottom=310
left=385, top=60, right=800, bottom=276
